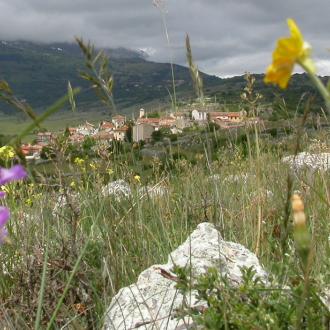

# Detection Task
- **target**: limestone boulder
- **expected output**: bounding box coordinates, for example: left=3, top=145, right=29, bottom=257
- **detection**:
left=138, top=185, right=167, bottom=198
left=103, top=222, right=267, bottom=330
left=282, top=152, right=330, bottom=171
left=102, top=180, right=131, bottom=200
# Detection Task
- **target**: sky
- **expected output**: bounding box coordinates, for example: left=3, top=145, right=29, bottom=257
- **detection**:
left=0, top=0, right=329, bottom=77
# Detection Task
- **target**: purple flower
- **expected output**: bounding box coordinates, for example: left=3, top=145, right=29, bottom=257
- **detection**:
left=0, top=165, right=27, bottom=185
left=0, top=206, right=9, bottom=227
left=0, top=206, right=10, bottom=244
left=0, top=164, right=27, bottom=245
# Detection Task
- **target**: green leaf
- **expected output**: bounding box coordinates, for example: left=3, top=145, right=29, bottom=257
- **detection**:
left=10, top=87, right=80, bottom=145
left=79, top=72, right=100, bottom=86
left=0, top=80, right=13, bottom=95
left=67, top=81, right=76, bottom=112
left=107, top=77, right=114, bottom=91
left=92, top=50, right=104, bottom=66
left=0, top=80, right=39, bottom=124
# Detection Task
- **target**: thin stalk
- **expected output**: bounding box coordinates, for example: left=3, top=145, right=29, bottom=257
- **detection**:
left=245, top=126, right=252, bottom=166
left=46, top=228, right=92, bottom=330
left=91, top=66, right=117, bottom=113
left=10, top=88, right=80, bottom=145
left=299, top=61, right=330, bottom=112
left=34, top=220, right=50, bottom=330
left=160, top=10, right=177, bottom=112
left=254, top=120, right=262, bottom=256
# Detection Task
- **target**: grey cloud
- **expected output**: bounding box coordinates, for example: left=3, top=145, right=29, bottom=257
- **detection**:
left=0, top=0, right=329, bottom=76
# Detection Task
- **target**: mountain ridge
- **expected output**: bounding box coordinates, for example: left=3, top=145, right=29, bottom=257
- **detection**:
left=0, top=40, right=220, bottom=114
left=0, top=40, right=327, bottom=116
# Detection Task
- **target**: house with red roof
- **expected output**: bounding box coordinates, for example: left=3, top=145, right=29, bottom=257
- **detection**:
left=112, top=114, right=126, bottom=128
left=208, top=111, right=244, bottom=123
left=99, top=121, right=115, bottom=131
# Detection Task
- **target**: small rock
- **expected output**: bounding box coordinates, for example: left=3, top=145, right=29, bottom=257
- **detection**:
left=321, top=287, right=330, bottom=312
left=223, top=173, right=255, bottom=185
left=52, top=192, right=80, bottom=218
left=102, top=180, right=131, bottom=200
left=250, top=189, right=274, bottom=201
left=282, top=152, right=330, bottom=171
left=138, top=185, right=167, bottom=198
left=103, top=222, right=267, bottom=329
left=208, top=174, right=221, bottom=182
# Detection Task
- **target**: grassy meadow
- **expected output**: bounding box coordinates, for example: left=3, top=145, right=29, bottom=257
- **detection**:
left=0, top=126, right=330, bottom=328
left=0, top=112, right=105, bottom=142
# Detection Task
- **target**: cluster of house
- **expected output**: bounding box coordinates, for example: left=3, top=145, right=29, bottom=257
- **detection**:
left=21, top=132, right=54, bottom=160
left=132, top=108, right=188, bottom=142
left=132, top=106, right=257, bottom=142
left=21, top=105, right=258, bottom=159
left=21, top=115, right=128, bottom=159
left=68, top=115, right=128, bottom=144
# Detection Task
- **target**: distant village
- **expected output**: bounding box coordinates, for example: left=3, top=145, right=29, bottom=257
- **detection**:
left=21, top=103, right=259, bottom=160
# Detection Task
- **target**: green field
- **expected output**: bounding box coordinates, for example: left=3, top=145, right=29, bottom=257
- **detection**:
left=0, top=111, right=108, bottom=142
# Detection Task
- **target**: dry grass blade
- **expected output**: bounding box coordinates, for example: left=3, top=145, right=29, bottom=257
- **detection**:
left=185, top=34, right=204, bottom=102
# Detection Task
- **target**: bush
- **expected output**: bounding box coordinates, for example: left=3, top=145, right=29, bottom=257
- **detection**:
left=40, top=146, right=56, bottom=160
left=169, top=134, right=178, bottom=142
left=151, top=129, right=163, bottom=142
left=175, top=267, right=329, bottom=329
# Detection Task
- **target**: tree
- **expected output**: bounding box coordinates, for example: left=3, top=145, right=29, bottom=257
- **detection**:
left=151, top=130, right=163, bottom=142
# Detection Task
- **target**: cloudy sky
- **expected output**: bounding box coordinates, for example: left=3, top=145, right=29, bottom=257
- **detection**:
left=0, top=0, right=329, bottom=77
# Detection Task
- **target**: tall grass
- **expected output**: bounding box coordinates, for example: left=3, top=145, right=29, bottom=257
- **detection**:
left=0, top=131, right=329, bottom=328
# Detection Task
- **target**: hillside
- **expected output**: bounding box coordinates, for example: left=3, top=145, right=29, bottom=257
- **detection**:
left=209, top=73, right=327, bottom=113
left=0, top=40, right=220, bottom=114
left=0, top=40, right=327, bottom=116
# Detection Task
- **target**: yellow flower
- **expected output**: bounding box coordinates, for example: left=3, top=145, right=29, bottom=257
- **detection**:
left=0, top=145, right=15, bottom=160
left=25, top=198, right=33, bottom=207
left=134, top=175, right=141, bottom=183
left=1, top=185, right=10, bottom=193
left=195, top=153, right=204, bottom=160
left=107, top=168, right=114, bottom=175
left=70, top=181, right=76, bottom=188
left=89, top=162, right=97, bottom=170
left=264, top=18, right=315, bottom=89
left=74, top=157, right=85, bottom=166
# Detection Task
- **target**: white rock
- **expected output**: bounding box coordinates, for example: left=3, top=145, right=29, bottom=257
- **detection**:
left=282, top=152, right=330, bottom=171
left=102, top=180, right=131, bottom=200
left=138, top=185, right=167, bottom=198
left=321, top=287, right=330, bottom=313
left=223, top=173, right=255, bottom=185
left=208, top=174, right=221, bottom=181
left=103, top=222, right=267, bottom=330
left=52, top=192, right=80, bottom=218
left=250, top=189, right=274, bottom=201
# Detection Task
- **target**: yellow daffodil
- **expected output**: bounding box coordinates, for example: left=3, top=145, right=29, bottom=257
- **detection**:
left=265, top=18, right=315, bottom=89
left=134, top=175, right=141, bottom=183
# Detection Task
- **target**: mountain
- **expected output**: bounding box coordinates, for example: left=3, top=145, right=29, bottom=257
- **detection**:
left=0, top=40, right=327, bottom=116
left=207, top=73, right=327, bottom=115
left=0, top=40, right=220, bottom=114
